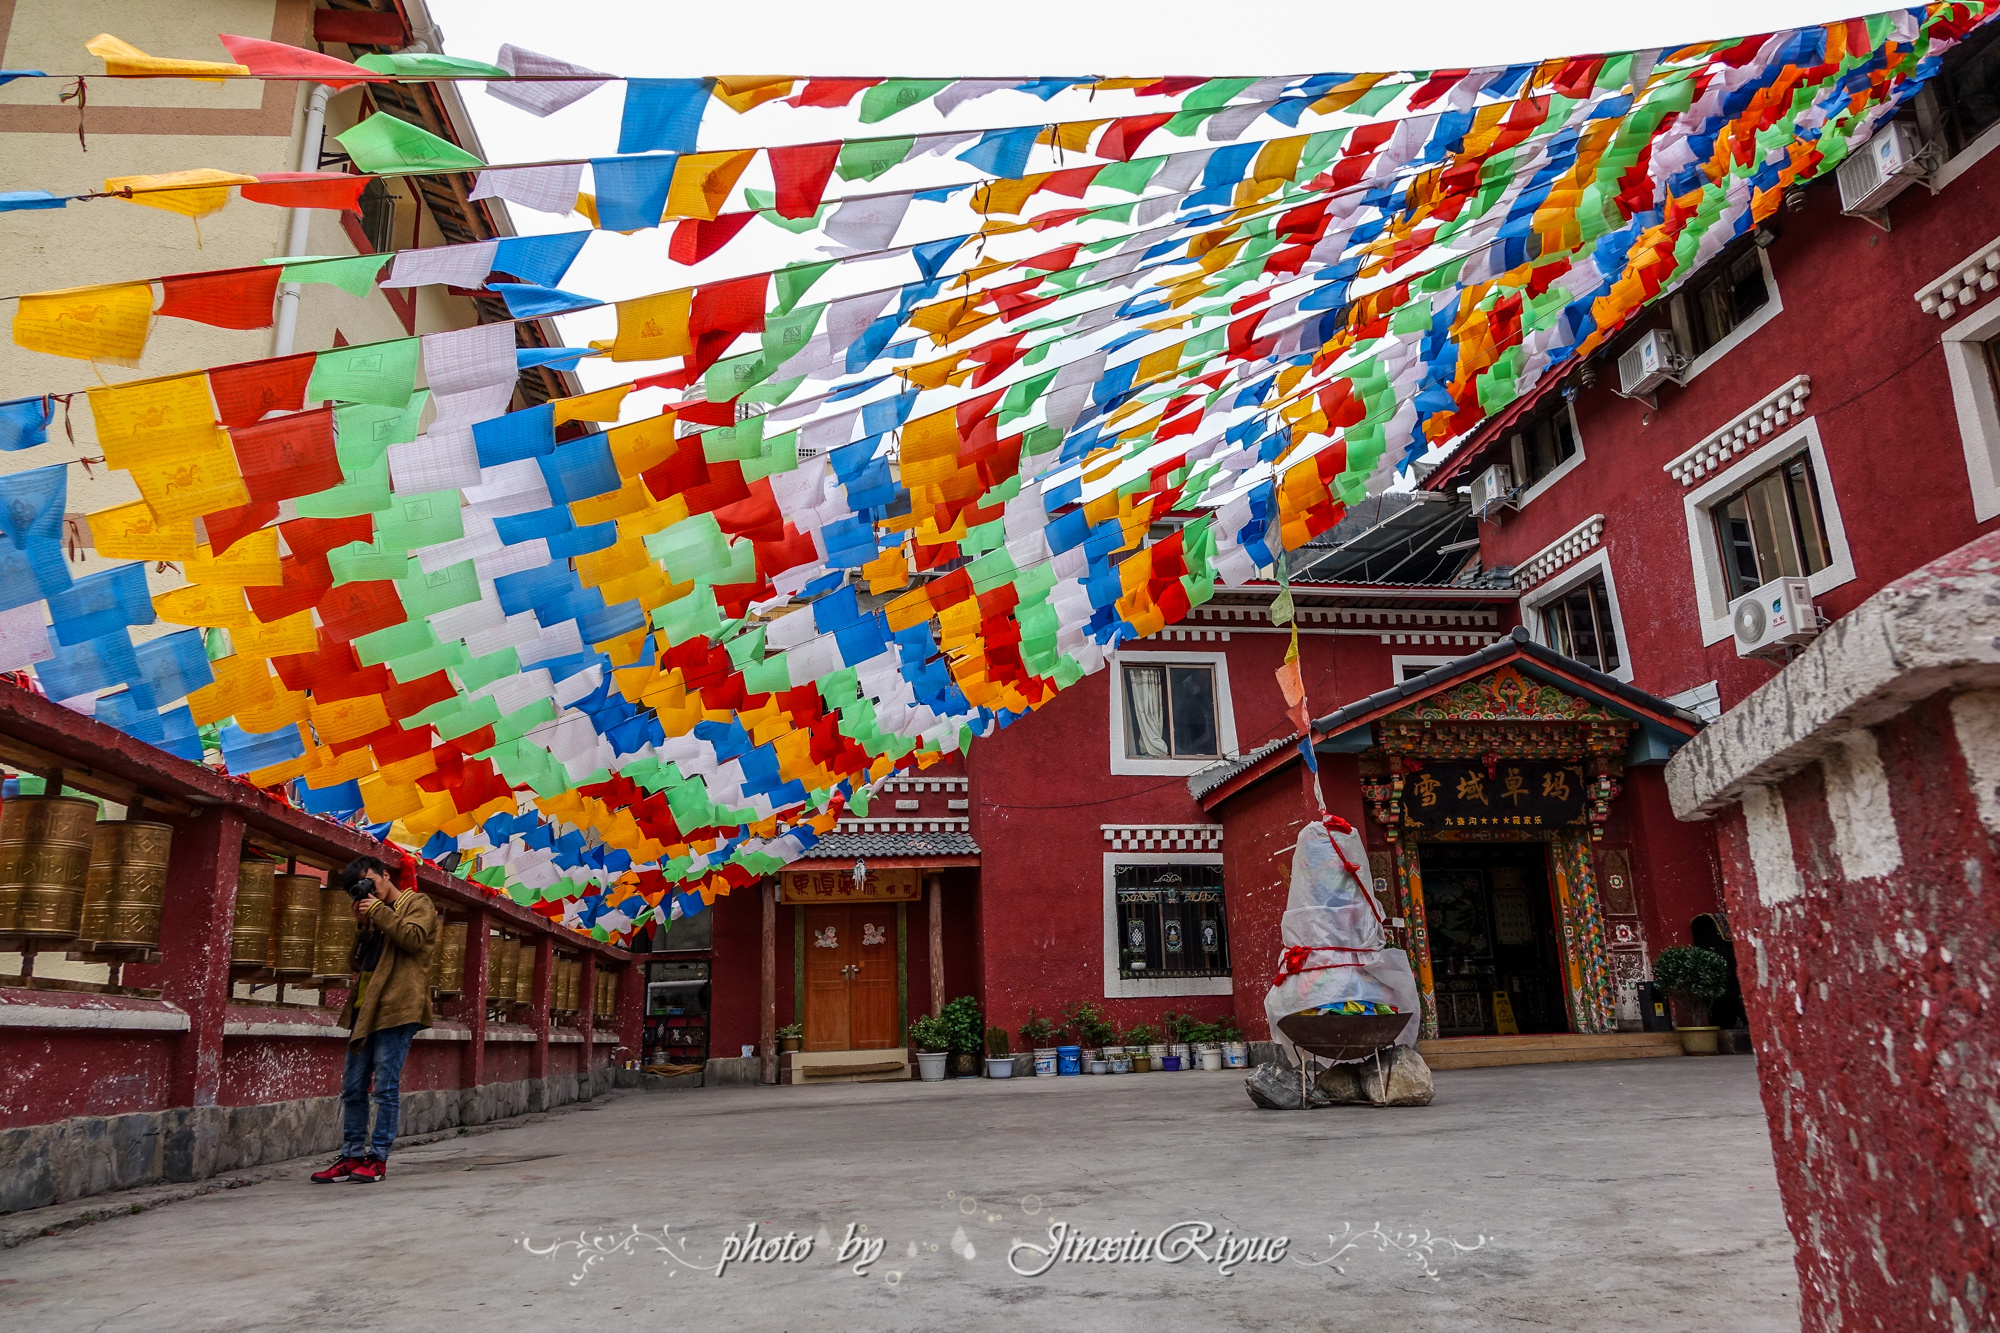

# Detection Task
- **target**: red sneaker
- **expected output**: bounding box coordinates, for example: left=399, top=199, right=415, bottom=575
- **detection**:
left=311, top=1156, right=363, bottom=1183
left=349, top=1158, right=386, bottom=1183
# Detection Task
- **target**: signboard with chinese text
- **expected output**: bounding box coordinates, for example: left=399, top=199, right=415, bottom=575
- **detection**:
left=1401, top=760, right=1587, bottom=832
left=779, top=866, right=921, bottom=903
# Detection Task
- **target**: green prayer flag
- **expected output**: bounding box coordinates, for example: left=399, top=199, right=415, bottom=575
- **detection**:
left=275, top=253, right=392, bottom=298
left=763, top=302, right=825, bottom=365
left=396, top=559, right=480, bottom=618
left=333, top=394, right=427, bottom=468
left=773, top=260, right=837, bottom=314
left=334, top=113, right=485, bottom=175
left=327, top=540, right=413, bottom=585
left=837, top=137, right=915, bottom=182
left=858, top=80, right=952, bottom=123
left=307, top=338, right=420, bottom=409
left=294, top=454, right=390, bottom=517
left=455, top=646, right=521, bottom=694
left=374, top=489, right=465, bottom=551
left=355, top=52, right=507, bottom=79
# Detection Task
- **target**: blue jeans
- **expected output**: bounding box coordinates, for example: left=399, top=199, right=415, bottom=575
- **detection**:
left=340, top=1023, right=421, bottom=1160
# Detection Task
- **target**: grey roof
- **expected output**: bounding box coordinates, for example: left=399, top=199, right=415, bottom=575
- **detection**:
left=1187, top=731, right=1302, bottom=801
left=795, top=831, right=980, bottom=861
left=1289, top=493, right=1477, bottom=586
left=1312, top=626, right=1706, bottom=736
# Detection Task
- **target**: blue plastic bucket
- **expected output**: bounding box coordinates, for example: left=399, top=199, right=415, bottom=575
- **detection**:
left=1057, top=1045, right=1081, bottom=1075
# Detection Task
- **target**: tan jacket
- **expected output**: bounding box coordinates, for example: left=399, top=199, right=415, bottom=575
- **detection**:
left=341, top=889, right=439, bottom=1043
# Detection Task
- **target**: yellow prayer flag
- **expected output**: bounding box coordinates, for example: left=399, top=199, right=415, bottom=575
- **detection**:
left=229, top=610, right=318, bottom=659
left=90, top=499, right=196, bottom=561
left=185, top=654, right=277, bottom=726
left=104, top=170, right=256, bottom=219
left=184, top=530, right=283, bottom=588
left=862, top=542, right=911, bottom=595
left=552, top=382, right=634, bottom=426
left=610, top=289, right=692, bottom=362
left=127, top=429, right=248, bottom=521
left=85, top=33, right=248, bottom=82
left=359, top=773, right=425, bottom=823
left=666, top=150, right=756, bottom=222
left=712, top=76, right=794, bottom=113
left=571, top=475, right=652, bottom=525
left=88, top=374, right=217, bottom=469
left=13, top=284, right=153, bottom=363
left=302, top=745, right=378, bottom=789
left=606, top=413, right=679, bottom=476
left=234, top=687, right=310, bottom=734
left=153, top=583, right=255, bottom=629
left=310, top=695, right=390, bottom=746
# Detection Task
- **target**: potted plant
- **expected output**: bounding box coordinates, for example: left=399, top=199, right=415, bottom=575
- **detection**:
left=1064, top=1000, right=1116, bottom=1072
left=1123, top=1023, right=1160, bottom=1072
left=909, top=1014, right=950, bottom=1081
left=1020, top=1006, right=1059, bottom=1077
left=776, top=1021, right=803, bottom=1054
left=1217, top=1015, right=1249, bottom=1068
left=1162, top=1010, right=1192, bottom=1071
left=985, top=1026, right=1014, bottom=1079
left=939, top=995, right=984, bottom=1076
left=1186, top=1021, right=1226, bottom=1071
left=1653, top=945, right=1731, bottom=1055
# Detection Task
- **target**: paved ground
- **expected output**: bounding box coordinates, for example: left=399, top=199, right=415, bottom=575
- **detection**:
left=0, top=1055, right=1798, bottom=1332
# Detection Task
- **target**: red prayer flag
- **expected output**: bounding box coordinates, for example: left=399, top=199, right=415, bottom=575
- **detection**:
left=789, top=78, right=882, bottom=109
left=246, top=552, right=332, bottom=623
left=157, top=266, right=282, bottom=331
left=279, top=514, right=372, bottom=562
left=769, top=141, right=841, bottom=218
left=316, top=581, right=405, bottom=643
left=1017, top=243, right=1081, bottom=272
left=230, top=407, right=342, bottom=504
left=1096, top=113, right=1176, bottom=162
left=208, top=352, right=315, bottom=428
left=689, top=274, right=769, bottom=337
left=669, top=213, right=756, bottom=266
left=217, top=34, right=381, bottom=90
left=1406, top=68, right=1470, bottom=110
left=240, top=173, right=370, bottom=214
left=1036, top=164, right=1103, bottom=199
left=383, top=670, right=456, bottom=720
left=202, top=500, right=280, bottom=558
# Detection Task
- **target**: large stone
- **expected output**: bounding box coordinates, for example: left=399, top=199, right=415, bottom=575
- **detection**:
left=1244, top=1050, right=1330, bottom=1110
left=1311, top=1046, right=1434, bottom=1106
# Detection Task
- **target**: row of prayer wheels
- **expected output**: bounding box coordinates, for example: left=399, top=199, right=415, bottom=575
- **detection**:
left=0, top=796, right=173, bottom=951
left=594, top=969, right=617, bottom=1021
left=228, top=860, right=356, bottom=982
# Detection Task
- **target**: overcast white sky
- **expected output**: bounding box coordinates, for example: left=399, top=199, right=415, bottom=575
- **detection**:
left=419, top=0, right=1875, bottom=410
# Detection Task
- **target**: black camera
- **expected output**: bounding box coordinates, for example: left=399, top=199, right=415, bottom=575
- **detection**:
left=339, top=865, right=373, bottom=901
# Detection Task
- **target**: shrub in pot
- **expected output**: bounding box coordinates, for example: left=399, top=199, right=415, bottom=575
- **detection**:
left=1123, top=1023, right=1160, bottom=1072
left=938, top=995, right=985, bottom=1076
left=1653, top=945, right=1730, bottom=1055
left=1020, top=1006, right=1059, bottom=1076
left=1216, top=1015, right=1249, bottom=1068
left=909, top=1014, right=950, bottom=1082
left=985, top=1026, right=1014, bottom=1079
left=776, top=1021, right=803, bottom=1054
left=1063, top=1000, right=1116, bottom=1071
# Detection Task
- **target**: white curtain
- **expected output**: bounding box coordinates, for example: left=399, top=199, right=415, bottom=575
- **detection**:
left=1126, top=666, right=1169, bottom=757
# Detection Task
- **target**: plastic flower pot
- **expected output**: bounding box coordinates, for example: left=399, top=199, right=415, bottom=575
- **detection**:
left=917, top=1051, right=949, bottom=1081
left=1168, top=1042, right=1189, bottom=1069
left=1161, top=1056, right=1182, bottom=1071
left=1131, top=1053, right=1152, bottom=1073
left=1199, top=1048, right=1224, bottom=1071
left=1090, top=1058, right=1109, bottom=1074
left=1147, top=1043, right=1171, bottom=1070
left=1057, top=1045, right=1081, bottom=1075
left=1223, top=1042, right=1249, bottom=1068
left=1033, top=1047, right=1059, bottom=1076
left=1109, top=1052, right=1131, bottom=1074
left=985, top=1055, right=1015, bottom=1078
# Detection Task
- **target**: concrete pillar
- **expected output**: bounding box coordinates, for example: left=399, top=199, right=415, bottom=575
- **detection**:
left=127, top=808, right=243, bottom=1108
left=528, top=933, right=552, bottom=1086
left=927, top=872, right=944, bottom=1017
left=759, top=880, right=777, bottom=1084
left=458, top=906, right=489, bottom=1119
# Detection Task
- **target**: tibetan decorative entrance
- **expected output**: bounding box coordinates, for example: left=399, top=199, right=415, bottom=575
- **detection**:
left=782, top=866, right=919, bottom=1053
left=1359, top=664, right=1629, bottom=1039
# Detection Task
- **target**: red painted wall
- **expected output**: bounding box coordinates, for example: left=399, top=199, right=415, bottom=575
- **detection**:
left=1456, top=145, right=2000, bottom=715
left=1715, top=694, right=1998, bottom=1331
left=1618, top=766, right=1725, bottom=952
left=0, top=1031, right=176, bottom=1127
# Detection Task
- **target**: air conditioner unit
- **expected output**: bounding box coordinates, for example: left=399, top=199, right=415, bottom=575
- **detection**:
left=1470, top=463, right=1515, bottom=513
left=1837, top=121, right=1925, bottom=216
left=1617, top=329, right=1682, bottom=398
left=1729, top=576, right=1819, bottom=658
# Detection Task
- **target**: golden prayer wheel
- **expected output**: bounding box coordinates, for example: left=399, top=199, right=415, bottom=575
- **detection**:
left=0, top=796, right=98, bottom=939
left=493, top=933, right=517, bottom=1004
left=270, top=873, right=321, bottom=976
left=555, top=958, right=574, bottom=1013
left=516, top=939, right=538, bottom=1005
left=431, top=919, right=467, bottom=994
left=231, top=859, right=277, bottom=965
left=313, top=885, right=357, bottom=979
left=82, top=821, right=173, bottom=949
left=595, top=970, right=616, bottom=1020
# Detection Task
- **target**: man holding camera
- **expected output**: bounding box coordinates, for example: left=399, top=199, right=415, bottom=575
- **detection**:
left=311, top=855, right=439, bottom=1184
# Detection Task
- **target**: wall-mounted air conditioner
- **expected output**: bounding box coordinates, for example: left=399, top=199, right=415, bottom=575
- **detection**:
left=1617, top=329, right=1682, bottom=399
left=1729, top=576, right=1819, bottom=658
left=1470, top=463, right=1515, bottom=515
left=1837, top=122, right=1926, bottom=218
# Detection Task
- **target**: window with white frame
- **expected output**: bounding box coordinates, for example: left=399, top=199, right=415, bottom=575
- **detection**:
left=1506, top=396, right=1583, bottom=501
left=1709, top=449, right=1836, bottom=600
left=1107, top=650, right=1238, bottom=776
left=1668, top=244, right=1782, bottom=382
left=1682, top=418, right=1854, bottom=646
left=1936, top=19, right=2000, bottom=156
left=1101, top=851, right=1232, bottom=999
left=1942, top=298, right=2000, bottom=521
left=1523, top=550, right=1631, bottom=682
left=1392, top=654, right=1458, bottom=683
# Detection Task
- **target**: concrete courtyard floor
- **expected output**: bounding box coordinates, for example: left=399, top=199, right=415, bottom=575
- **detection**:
left=0, top=1055, right=1798, bottom=1332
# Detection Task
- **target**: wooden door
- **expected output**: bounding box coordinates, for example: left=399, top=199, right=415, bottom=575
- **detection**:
left=803, top=906, right=851, bottom=1051
left=849, top=908, right=898, bottom=1049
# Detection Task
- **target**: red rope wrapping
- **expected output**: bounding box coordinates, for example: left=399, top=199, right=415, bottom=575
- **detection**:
left=1271, top=943, right=1375, bottom=988
left=397, top=850, right=419, bottom=895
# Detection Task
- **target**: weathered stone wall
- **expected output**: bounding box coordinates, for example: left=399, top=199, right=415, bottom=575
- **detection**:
left=0, top=1065, right=616, bottom=1215
left=1667, top=532, right=2000, bottom=1333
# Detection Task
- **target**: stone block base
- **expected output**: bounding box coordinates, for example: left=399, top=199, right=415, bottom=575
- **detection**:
left=0, top=1064, right=616, bottom=1215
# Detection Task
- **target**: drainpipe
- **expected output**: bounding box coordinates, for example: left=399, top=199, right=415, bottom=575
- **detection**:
left=271, top=83, right=332, bottom=357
